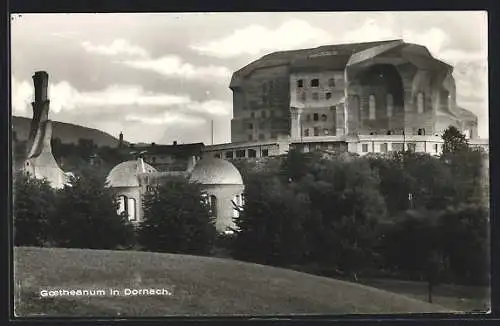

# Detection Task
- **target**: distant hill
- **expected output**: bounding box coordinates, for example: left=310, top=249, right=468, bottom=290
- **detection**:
left=12, top=116, right=125, bottom=148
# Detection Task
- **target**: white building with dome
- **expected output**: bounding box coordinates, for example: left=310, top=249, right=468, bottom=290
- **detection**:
left=106, top=156, right=245, bottom=233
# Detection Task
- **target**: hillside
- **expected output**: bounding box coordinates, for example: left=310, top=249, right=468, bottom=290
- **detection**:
left=14, top=247, right=453, bottom=317
left=12, top=116, right=123, bottom=148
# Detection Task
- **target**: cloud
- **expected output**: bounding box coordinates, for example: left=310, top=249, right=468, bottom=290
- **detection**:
left=125, top=112, right=206, bottom=126
left=186, top=100, right=231, bottom=116
left=81, top=39, right=149, bottom=58
left=51, top=31, right=81, bottom=39
left=190, top=19, right=333, bottom=58
left=11, top=76, right=230, bottom=119
left=118, top=55, right=231, bottom=81
left=11, top=76, right=33, bottom=115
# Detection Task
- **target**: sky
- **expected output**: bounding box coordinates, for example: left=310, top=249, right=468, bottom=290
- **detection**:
left=10, top=11, right=489, bottom=144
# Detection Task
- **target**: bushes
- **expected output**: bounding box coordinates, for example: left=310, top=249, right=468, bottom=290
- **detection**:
left=13, top=172, right=56, bottom=247
left=233, top=148, right=489, bottom=287
left=13, top=167, right=135, bottom=250
left=233, top=172, right=312, bottom=266
left=50, top=167, right=136, bottom=249
left=138, top=177, right=217, bottom=255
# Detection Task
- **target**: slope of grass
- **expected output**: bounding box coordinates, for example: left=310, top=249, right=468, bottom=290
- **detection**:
left=358, top=278, right=490, bottom=313
left=14, top=247, right=454, bottom=317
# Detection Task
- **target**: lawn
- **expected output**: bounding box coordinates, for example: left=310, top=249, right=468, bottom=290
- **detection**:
left=357, top=278, right=490, bottom=313
left=14, top=247, right=453, bottom=317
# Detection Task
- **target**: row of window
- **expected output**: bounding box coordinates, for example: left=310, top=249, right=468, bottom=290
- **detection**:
left=249, top=110, right=273, bottom=119
left=214, top=148, right=270, bottom=159
left=298, top=91, right=335, bottom=102
left=360, top=142, right=440, bottom=153
left=304, top=127, right=331, bottom=137
left=370, top=128, right=427, bottom=136
left=297, top=77, right=336, bottom=88
left=360, top=92, right=426, bottom=120
left=304, top=113, right=328, bottom=122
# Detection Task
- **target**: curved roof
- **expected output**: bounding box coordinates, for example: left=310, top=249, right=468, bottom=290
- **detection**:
left=189, top=158, right=243, bottom=185
left=230, top=40, right=452, bottom=88
left=106, top=160, right=157, bottom=187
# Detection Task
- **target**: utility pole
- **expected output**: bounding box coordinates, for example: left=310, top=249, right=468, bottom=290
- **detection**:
left=403, top=128, right=406, bottom=151
left=211, top=120, right=214, bottom=145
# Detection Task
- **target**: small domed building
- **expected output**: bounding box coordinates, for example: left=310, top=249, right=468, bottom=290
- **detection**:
left=106, top=156, right=245, bottom=233
left=189, top=158, right=245, bottom=232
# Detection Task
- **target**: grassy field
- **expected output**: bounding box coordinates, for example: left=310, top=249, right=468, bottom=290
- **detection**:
left=358, top=278, right=490, bottom=313
left=14, top=247, right=453, bottom=317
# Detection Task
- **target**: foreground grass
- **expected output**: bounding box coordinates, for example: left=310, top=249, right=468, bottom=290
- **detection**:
left=15, top=247, right=453, bottom=317
left=358, top=278, right=490, bottom=313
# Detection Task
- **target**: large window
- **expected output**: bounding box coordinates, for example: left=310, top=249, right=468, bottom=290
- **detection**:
left=311, top=79, right=319, bottom=87
left=380, top=143, right=388, bottom=153
left=236, top=150, right=246, bottom=158
left=248, top=149, right=257, bottom=158
left=208, top=195, right=217, bottom=217
left=407, top=143, right=416, bottom=152
left=362, top=144, right=369, bottom=152
left=369, top=94, right=376, bottom=120
left=232, top=195, right=240, bottom=218
left=387, top=94, right=394, bottom=118
left=297, top=79, right=304, bottom=88
left=262, top=149, right=269, bottom=157
left=225, top=151, right=234, bottom=159
left=116, top=195, right=136, bottom=221
left=127, top=198, right=136, bottom=221
left=417, top=92, right=424, bottom=113
left=392, top=143, right=404, bottom=152
left=117, top=195, right=127, bottom=216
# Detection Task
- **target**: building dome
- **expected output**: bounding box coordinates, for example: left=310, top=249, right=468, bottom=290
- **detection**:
left=106, top=160, right=157, bottom=187
left=189, top=158, right=243, bottom=185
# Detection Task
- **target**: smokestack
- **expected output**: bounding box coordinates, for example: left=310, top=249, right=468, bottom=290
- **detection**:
left=33, top=71, right=49, bottom=102
left=27, top=71, right=50, bottom=158
left=173, top=141, right=177, bottom=146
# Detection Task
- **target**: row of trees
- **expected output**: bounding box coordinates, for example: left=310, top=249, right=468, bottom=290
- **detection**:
left=232, top=127, right=489, bottom=296
left=13, top=168, right=216, bottom=255
left=13, top=127, right=489, bottom=299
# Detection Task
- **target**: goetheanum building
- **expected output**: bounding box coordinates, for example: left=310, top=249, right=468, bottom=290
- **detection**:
left=220, top=39, right=487, bottom=158
left=106, top=156, right=244, bottom=233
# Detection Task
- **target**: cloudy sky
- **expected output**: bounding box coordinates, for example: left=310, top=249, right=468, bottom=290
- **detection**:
left=10, top=11, right=488, bottom=144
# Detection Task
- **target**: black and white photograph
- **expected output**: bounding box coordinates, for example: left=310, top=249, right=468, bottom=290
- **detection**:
left=11, top=11, right=490, bottom=317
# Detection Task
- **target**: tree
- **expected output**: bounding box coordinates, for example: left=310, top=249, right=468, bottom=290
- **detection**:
left=138, top=177, right=216, bottom=255
left=299, top=158, right=387, bottom=279
left=442, top=125, right=469, bottom=155
left=438, top=204, right=489, bottom=286
left=49, top=166, right=135, bottom=249
left=233, top=172, right=311, bottom=266
left=13, top=171, right=56, bottom=246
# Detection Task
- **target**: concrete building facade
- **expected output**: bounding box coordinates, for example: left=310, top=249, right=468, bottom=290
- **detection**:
left=230, top=40, right=482, bottom=152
